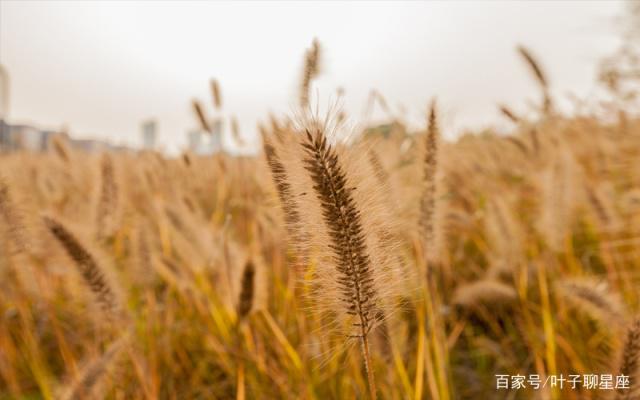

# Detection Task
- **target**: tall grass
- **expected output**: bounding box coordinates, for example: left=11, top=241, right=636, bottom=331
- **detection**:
left=0, top=42, right=640, bottom=400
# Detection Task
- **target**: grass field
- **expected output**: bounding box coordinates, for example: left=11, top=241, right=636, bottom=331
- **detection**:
left=1, top=41, right=640, bottom=400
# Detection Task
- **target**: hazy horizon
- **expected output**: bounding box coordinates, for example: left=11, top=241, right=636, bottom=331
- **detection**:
left=0, top=1, right=626, bottom=153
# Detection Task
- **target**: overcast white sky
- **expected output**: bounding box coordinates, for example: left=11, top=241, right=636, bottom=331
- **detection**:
left=0, top=1, right=626, bottom=152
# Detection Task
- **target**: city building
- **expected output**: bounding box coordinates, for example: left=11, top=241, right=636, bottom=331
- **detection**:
left=0, top=119, right=126, bottom=153
left=188, top=119, right=224, bottom=155
left=141, top=119, right=157, bottom=150
left=0, top=120, right=56, bottom=152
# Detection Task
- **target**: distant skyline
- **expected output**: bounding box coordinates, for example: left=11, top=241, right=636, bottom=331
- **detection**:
left=0, top=1, right=626, bottom=153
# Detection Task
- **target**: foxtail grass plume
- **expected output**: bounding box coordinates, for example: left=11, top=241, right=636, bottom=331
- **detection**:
left=300, top=38, right=321, bottom=108
left=182, top=152, right=192, bottom=167
left=452, top=279, right=518, bottom=309
left=557, top=279, right=626, bottom=324
left=301, top=123, right=381, bottom=399
left=58, top=334, right=128, bottom=400
left=95, top=153, right=119, bottom=240
left=420, top=100, right=441, bottom=265
left=498, top=104, right=521, bottom=123
left=192, top=99, right=212, bottom=134
left=210, top=78, right=223, bottom=110
left=230, top=116, right=245, bottom=147
left=517, top=45, right=553, bottom=113
left=237, top=259, right=255, bottom=320
left=43, top=216, right=121, bottom=319
left=262, top=133, right=302, bottom=241
left=51, top=133, right=71, bottom=163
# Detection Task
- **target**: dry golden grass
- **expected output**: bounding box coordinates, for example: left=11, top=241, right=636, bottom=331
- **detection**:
left=2, top=40, right=640, bottom=400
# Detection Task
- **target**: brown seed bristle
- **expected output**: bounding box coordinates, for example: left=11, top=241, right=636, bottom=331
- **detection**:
left=95, top=153, right=118, bottom=240
left=301, top=125, right=379, bottom=399
left=210, top=78, right=222, bottom=110
left=559, top=279, right=625, bottom=323
left=517, top=45, right=552, bottom=113
left=498, top=104, right=520, bottom=123
left=300, top=38, right=321, bottom=108
left=420, top=100, right=440, bottom=259
left=517, top=45, right=548, bottom=89
left=43, top=216, right=119, bottom=318
left=59, top=335, right=127, bottom=400
left=237, top=260, right=255, bottom=320
left=51, top=134, right=71, bottom=162
left=262, top=137, right=302, bottom=239
left=452, top=279, right=518, bottom=309
left=182, top=152, right=192, bottom=167
left=230, top=116, right=245, bottom=146
left=192, top=99, right=211, bottom=133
